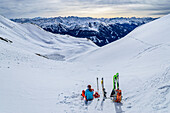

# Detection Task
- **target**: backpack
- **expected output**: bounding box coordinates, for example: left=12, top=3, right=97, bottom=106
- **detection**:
left=85, top=89, right=94, bottom=100
left=115, top=89, right=122, bottom=102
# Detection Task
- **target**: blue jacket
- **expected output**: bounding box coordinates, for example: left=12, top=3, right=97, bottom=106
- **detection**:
left=85, top=89, right=94, bottom=100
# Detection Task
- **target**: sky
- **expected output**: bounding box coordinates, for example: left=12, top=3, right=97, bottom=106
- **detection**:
left=0, top=0, right=170, bottom=19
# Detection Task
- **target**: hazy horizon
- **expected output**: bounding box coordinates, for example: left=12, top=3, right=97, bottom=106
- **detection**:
left=9, top=15, right=159, bottom=19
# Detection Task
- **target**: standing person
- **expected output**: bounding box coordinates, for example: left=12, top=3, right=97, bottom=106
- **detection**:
left=85, top=85, right=94, bottom=105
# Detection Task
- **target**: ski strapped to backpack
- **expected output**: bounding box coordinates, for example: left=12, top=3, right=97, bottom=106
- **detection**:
left=110, top=73, right=122, bottom=102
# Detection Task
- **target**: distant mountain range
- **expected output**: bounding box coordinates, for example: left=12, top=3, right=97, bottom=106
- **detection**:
left=0, top=15, right=97, bottom=61
left=11, top=16, right=157, bottom=46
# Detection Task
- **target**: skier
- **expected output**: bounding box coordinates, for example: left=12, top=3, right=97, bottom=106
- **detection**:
left=82, top=85, right=94, bottom=105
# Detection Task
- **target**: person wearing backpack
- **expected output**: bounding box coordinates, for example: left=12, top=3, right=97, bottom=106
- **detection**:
left=81, top=85, right=100, bottom=105
left=81, top=85, right=94, bottom=105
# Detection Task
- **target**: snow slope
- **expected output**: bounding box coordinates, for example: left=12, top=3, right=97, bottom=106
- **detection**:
left=0, top=15, right=97, bottom=61
left=0, top=14, right=170, bottom=113
left=73, top=14, right=170, bottom=112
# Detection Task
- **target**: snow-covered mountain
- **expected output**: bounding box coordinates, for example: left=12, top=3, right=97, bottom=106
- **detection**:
left=72, top=14, right=170, bottom=112
left=0, top=14, right=170, bottom=113
left=0, top=15, right=97, bottom=61
left=11, top=17, right=156, bottom=46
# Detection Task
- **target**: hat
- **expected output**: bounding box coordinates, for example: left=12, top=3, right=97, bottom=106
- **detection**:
left=87, top=85, right=91, bottom=89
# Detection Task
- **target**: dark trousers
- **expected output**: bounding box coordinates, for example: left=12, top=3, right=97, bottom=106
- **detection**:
left=85, top=99, right=93, bottom=105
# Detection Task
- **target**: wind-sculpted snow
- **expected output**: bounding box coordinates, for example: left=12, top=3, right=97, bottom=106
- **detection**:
left=0, top=14, right=170, bottom=113
left=11, top=16, right=156, bottom=46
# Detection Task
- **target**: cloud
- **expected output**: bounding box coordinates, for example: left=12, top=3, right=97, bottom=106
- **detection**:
left=150, top=11, right=170, bottom=15
left=0, top=0, right=170, bottom=18
left=127, top=2, right=170, bottom=16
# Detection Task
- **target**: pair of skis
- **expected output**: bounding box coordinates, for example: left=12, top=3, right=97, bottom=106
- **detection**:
left=95, top=77, right=106, bottom=110
left=110, top=73, right=122, bottom=103
left=96, top=77, right=107, bottom=99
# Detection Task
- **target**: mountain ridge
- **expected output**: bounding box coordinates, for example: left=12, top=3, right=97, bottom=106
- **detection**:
left=11, top=16, right=157, bottom=46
